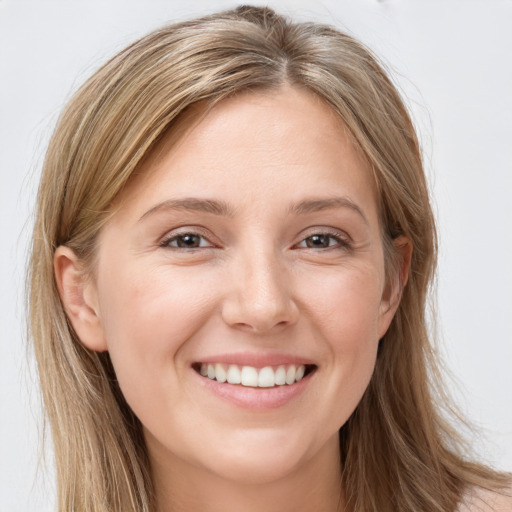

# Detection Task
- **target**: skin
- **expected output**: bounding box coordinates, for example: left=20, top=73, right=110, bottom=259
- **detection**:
left=55, top=85, right=412, bottom=512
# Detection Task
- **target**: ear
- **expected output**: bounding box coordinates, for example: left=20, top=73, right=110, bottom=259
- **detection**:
left=378, top=235, right=413, bottom=339
left=54, top=246, right=108, bottom=352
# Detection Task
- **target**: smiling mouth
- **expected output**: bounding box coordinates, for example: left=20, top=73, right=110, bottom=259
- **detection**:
left=192, top=363, right=317, bottom=388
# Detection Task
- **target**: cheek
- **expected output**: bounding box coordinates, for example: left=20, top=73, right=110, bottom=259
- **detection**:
left=95, top=262, right=218, bottom=401
left=304, top=264, right=384, bottom=344
left=332, top=270, right=382, bottom=367
left=302, top=266, right=383, bottom=421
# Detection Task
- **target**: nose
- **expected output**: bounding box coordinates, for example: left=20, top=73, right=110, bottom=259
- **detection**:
left=221, top=248, right=299, bottom=334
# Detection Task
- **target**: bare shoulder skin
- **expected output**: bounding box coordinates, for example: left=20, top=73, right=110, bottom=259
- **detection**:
left=458, top=486, right=512, bottom=512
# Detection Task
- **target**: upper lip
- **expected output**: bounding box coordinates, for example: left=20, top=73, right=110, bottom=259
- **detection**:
left=192, top=352, right=316, bottom=368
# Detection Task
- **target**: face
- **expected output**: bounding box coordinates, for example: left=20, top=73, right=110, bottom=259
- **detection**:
left=65, top=86, right=402, bottom=485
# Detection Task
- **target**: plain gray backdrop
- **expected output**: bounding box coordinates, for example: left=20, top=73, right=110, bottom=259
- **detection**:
left=1, top=1, right=511, bottom=510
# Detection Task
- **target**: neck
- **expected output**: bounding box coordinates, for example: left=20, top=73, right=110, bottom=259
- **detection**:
left=150, top=434, right=344, bottom=512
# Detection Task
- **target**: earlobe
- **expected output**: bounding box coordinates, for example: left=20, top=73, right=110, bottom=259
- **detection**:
left=54, top=246, right=108, bottom=352
left=378, top=236, right=413, bottom=338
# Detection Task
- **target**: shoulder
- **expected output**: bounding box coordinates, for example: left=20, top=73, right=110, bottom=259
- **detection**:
left=458, top=486, right=512, bottom=512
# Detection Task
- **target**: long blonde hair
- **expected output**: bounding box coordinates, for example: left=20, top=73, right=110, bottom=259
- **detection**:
left=28, top=5, right=509, bottom=511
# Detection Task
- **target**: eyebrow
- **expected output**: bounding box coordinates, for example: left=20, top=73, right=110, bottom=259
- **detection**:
left=289, top=197, right=369, bottom=225
left=139, top=198, right=235, bottom=221
left=139, top=196, right=368, bottom=224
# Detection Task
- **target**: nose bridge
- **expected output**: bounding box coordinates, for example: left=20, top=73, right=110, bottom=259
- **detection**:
left=222, top=242, right=298, bottom=333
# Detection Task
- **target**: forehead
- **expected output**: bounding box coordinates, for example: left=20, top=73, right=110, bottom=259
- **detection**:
left=115, top=85, right=378, bottom=222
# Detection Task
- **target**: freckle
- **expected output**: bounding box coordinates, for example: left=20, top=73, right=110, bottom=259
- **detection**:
left=132, top=286, right=145, bottom=299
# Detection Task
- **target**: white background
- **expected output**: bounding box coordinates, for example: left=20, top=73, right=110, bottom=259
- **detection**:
left=1, top=1, right=511, bottom=510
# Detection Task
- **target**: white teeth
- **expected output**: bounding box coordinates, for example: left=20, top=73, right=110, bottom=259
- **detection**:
left=215, top=363, right=227, bottom=383
left=227, top=365, right=241, bottom=384
left=285, top=365, right=296, bottom=385
left=241, top=366, right=259, bottom=387
left=258, top=366, right=275, bottom=388
left=198, top=363, right=310, bottom=388
left=275, top=365, right=286, bottom=385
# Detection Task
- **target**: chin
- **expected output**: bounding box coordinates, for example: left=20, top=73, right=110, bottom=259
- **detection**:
left=196, top=428, right=322, bottom=485
left=205, top=451, right=303, bottom=485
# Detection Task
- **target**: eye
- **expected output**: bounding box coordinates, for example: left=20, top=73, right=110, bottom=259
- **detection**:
left=296, top=232, right=349, bottom=250
left=160, top=232, right=213, bottom=249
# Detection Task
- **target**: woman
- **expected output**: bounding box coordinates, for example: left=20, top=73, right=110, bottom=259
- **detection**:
left=28, top=5, right=511, bottom=511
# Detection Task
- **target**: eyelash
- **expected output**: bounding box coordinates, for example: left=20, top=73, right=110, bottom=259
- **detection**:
left=295, top=231, right=351, bottom=250
left=159, top=229, right=351, bottom=252
left=159, top=231, right=214, bottom=250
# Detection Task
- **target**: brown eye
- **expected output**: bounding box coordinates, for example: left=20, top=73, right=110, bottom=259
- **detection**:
left=177, top=234, right=201, bottom=248
left=304, top=234, right=333, bottom=248
left=295, top=231, right=351, bottom=251
left=162, top=233, right=211, bottom=249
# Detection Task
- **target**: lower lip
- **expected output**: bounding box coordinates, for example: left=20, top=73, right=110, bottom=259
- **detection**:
left=194, top=370, right=314, bottom=410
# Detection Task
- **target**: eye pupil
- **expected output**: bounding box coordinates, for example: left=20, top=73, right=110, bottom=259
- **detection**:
left=177, top=234, right=200, bottom=248
left=306, top=235, right=330, bottom=248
